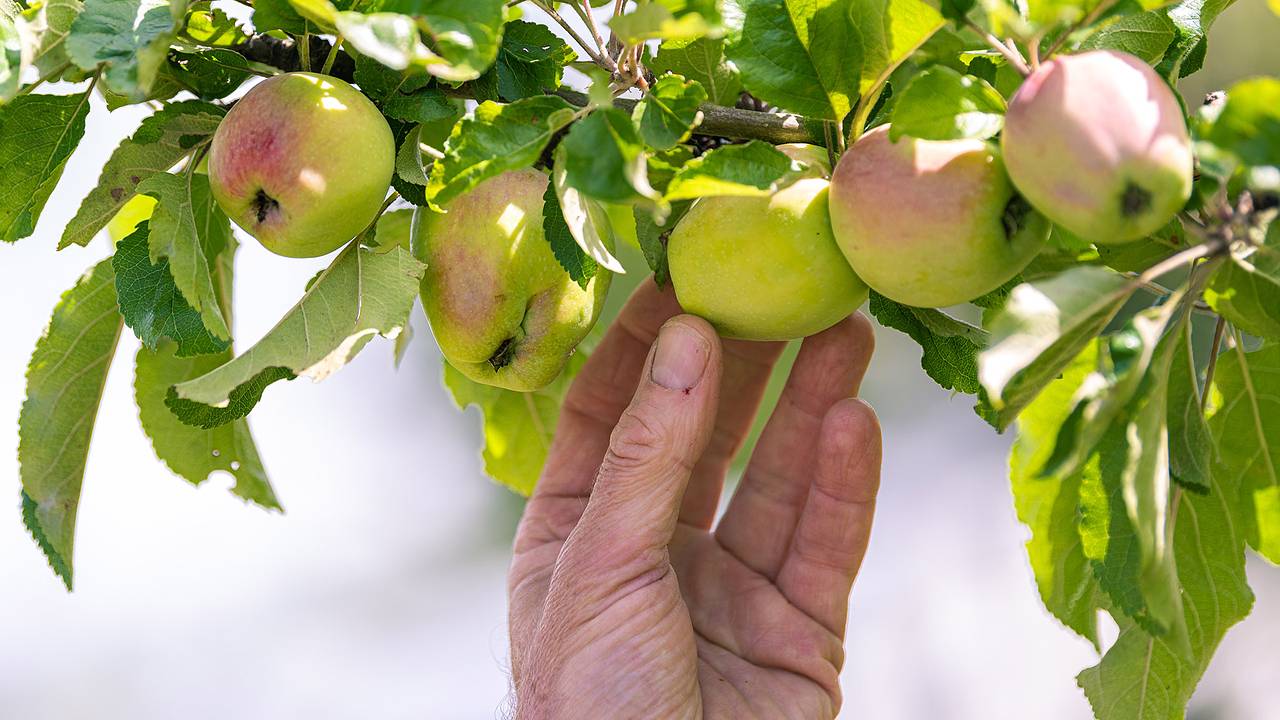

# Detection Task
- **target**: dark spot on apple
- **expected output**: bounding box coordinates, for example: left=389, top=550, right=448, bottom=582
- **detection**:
left=488, top=337, right=518, bottom=371
left=110, top=187, right=124, bottom=201
left=252, top=189, right=280, bottom=224
left=1001, top=194, right=1032, bottom=240
left=1121, top=182, right=1153, bottom=218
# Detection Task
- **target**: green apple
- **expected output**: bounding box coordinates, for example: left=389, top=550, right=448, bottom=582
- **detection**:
left=415, top=168, right=612, bottom=392
left=1002, top=50, right=1192, bottom=245
left=667, top=169, right=868, bottom=341
left=108, top=194, right=157, bottom=245
left=829, top=125, right=1049, bottom=308
left=208, top=72, right=394, bottom=258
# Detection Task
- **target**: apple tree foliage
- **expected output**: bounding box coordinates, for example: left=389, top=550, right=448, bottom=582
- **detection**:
left=2, top=0, right=1277, bottom=715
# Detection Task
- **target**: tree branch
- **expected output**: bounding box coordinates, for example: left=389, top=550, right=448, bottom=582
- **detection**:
left=232, top=32, right=829, bottom=147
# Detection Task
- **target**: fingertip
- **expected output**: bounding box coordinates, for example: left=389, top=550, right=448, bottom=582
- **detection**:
left=649, top=315, right=722, bottom=392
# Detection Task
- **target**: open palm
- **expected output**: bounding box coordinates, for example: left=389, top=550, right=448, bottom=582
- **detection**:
left=507, top=282, right=882, bottom=719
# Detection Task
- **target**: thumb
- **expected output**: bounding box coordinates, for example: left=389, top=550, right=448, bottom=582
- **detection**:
left=569, top=315, right=722, bottom=561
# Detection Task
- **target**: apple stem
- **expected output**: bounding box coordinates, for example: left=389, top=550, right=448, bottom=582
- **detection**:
left=964, top=18, right=1031, bottom=77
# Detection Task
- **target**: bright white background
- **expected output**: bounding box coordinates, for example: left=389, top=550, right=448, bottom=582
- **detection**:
left=2, top=3, right=1279, bottom=718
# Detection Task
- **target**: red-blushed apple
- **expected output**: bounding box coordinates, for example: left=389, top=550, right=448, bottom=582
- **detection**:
left=829, top=125, right=1049, bottom=308
left=1002, top=50, right=1192, bottom=245
left=208, top=72, right=394, bottom=258
left=668, top=154, right=868, bottom=340
left=414, top=169, right=612, bottom=392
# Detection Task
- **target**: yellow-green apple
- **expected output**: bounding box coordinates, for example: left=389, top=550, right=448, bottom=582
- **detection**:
left=829, top=125, right=1049, bottom=308
left=1001, top=50, right=1192, bottom=245
left=668, top=162, right=868, bottom=340
left=108, top=194, right=157, bottom=245
left=208, top=72, right=394, bottom=258
left=414, top=168, right=612, bottom=391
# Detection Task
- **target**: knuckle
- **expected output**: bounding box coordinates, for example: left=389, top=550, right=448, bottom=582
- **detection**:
left=602, top=406, right=669, bottom=473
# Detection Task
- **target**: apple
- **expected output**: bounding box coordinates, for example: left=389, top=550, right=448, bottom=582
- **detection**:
left=108, top=194, right=157, bottom=245
left=208, top=72, right=395, bottom=258
left=414, top=168, right=612, bottom=392
left=667, top=166, right=868, bottom=341
left=829, top=125, right=1049, bottom=308
left=1001, top=50, right=1193, bottom=245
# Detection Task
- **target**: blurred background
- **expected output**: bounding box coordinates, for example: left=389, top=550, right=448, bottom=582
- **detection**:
left=2, top=2, right=1279, bottom=718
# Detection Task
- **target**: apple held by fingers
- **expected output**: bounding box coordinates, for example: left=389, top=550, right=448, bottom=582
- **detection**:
left=829, top=125, right=1049, bottom=308
left=668, top=150, right=868, bottom=341
left=208, top=72, right=395, bottom=258
left=1001, top=50, right=1193, bottom=245
left=414, top=169, right=612, bottom=392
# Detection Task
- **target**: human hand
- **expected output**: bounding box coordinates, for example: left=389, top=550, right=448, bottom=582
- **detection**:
left=507, top=281, right=882, bottom=719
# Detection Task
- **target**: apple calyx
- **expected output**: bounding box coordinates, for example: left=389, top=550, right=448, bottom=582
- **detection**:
left=1121, top=183, right=1153, bottom=218
left=252, top=189, right=280, bottom=224
left=1002, top=195, right=1034, bottom=240
left=487, top=334, right=521, bottom=371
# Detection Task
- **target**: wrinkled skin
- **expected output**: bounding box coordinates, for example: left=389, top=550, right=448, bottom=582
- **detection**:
left=1002, top=50, right=1193, bottom=245
left=415, top=169, right=611, bottom=391
left=668, top=160, right=868, bottom=340
left=209, top=72, right=394, bottom=258
left=509, top=282, right=882, bottom=719
left=829, top=125, right=1049, bottom=308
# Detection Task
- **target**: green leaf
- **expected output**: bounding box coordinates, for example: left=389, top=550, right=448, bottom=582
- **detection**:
left=849, top=0, right=944, bottom=95
left=18, top=259, right=124, bottom=590
left=868, top=291, right=987, bottom=394
left=369, top=206, right=413, bottom=253
left=889, top=65, right=1005, bottom=142
left=167, top=47, right=251, bottom=100
left=251, top=0, right=308, bottom=34
left=649, top=37, right=741, bottom=106
left=542, top=174, right=598, bottom=289
left=609, top=3, right=710, bottom=43
left=1202, top=77, right=1280, bottom=171
left=382, top=85, right=457, bottom=125
left=663, top=140, right=797, bottom=201
left=1009, top=339, right=1102, bottom=646
left=442, top=350, right=587, bottom=496
left=425, top=95, right=576, bottom=208
left=182, top=6, right=250, bottom=47
left=336, top=11, right=433, bottom=71
left=488, top=18, right=575, bottom=102
left=66, top=0, right=176, bottom=101
left=560, top=107, right=663, bottom=206
left=1077, top=437, right=1254, bottom=719
left=136, top=342, right=281, bottom=509
left=552, top=144, right=626, bottom=273
left=1205, top=254, right=1280, bottom=341
left=133, top=236, right=279, bottom=510
left=287, top=0, right=338, bottom=31
left=1208, top=342, right=1280, bottom=563
left=168, top=245, right=425, bottom=428
left=0, top=11, right=23, bottom=104
left=61, top=100, right=224, bottom=248
left=979, top=267, right=1135, bottom=429
left=726, top=0, right=863, bottom=122
left=136, top=172, right=232, bottom=343
left=383, top=0, right=504, bottom=81
left=1079, top=9, right=1178, bottom=63
left=1166, top=320, right=1212, bottom=492
left=634, top=74, right=707, bottom=151
left=112, top=220, right=230, bottom=356
left=28, top=0, right=83, bottom=76
left=1156, top=0, right=1234, bottom=79
left=633, top=200, right=691, bottom=286
left=0, top=90, right=91, bottom=242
